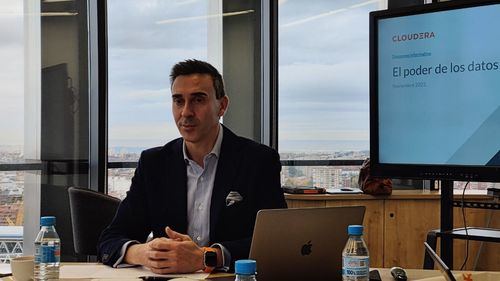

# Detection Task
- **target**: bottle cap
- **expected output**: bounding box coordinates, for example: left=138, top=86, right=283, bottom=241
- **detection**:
left=41, top=216, right=56, bottom=226
left=348, top=225, right=363, bottom=235
left=235, top=259, right=257, bottom=275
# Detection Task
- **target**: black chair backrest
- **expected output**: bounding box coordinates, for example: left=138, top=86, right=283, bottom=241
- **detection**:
left=68, top=187, right=121, bottom=256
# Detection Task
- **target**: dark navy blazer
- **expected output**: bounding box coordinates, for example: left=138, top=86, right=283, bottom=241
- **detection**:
left=97, top=125, right=287, bottom=267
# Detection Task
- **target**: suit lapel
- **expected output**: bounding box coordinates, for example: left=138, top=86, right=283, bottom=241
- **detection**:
left=209, top=127, right=239, bottom=240
left=162, top=139, right=188, bottom=233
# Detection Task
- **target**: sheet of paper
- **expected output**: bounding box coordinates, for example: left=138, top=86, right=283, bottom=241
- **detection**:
left=60, top=264, right=210, bottom=280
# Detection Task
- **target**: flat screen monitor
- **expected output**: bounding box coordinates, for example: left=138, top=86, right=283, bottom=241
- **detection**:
left=370, top=0, right=500, bottom=182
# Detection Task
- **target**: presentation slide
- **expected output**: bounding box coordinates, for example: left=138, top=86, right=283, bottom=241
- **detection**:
left=377, top=4, right=500, bottom=166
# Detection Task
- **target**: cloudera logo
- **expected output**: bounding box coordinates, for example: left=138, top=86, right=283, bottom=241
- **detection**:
left=392, top=32, right=435, bottom=42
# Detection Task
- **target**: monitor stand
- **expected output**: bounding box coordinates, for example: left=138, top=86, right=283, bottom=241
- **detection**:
left=440, top=180, right=454, bottom=267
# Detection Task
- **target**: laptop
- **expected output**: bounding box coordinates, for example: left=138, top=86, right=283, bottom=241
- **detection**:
left=424, top=242, right=457, bottom=281
left=249, top=206, right=365, bottom=281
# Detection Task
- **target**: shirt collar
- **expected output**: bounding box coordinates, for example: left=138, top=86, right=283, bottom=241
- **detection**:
left=183, top=124, right=223, bottom=162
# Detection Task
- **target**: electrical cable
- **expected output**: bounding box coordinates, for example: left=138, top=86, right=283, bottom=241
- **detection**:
left=460, top=181, right=470, bottom=270
left=473, top=193, right=498, bottom=270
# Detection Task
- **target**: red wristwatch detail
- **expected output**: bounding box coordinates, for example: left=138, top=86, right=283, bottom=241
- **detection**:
left=202, top=247, right=217, bottom=273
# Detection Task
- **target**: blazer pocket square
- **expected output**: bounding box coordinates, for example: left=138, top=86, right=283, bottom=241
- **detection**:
left=226, top=191, right=243, bottom=206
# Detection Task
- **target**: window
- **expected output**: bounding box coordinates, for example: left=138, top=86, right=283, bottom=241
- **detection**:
left=0, top=0, right=46, bottom=260
left=107, top=0, right=262, bottom=198
left=0, top=0, right=24, bottom=163
left=0, top=0, right=27, bottom=261
left=278, top=0, right=496, bottom=191
left=278, top=0, right=384, bottom=188
left=282, top=165, right=361, bottom=189
left=1, top=0, right=93, bottom=261
left=107, top=0, right=223, bottom=198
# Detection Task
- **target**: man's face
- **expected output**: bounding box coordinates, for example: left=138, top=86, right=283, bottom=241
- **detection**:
left=171, top=74, right=228, bottom=146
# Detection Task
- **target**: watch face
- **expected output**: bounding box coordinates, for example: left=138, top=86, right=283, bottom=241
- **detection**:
left=204, top=251, right=217, bottom=267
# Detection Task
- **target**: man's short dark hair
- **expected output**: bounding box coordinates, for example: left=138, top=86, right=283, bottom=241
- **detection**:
left=170, top=59, right=226, bottom=99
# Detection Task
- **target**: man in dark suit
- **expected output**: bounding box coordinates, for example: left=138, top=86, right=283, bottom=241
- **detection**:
left=98, top=59, right=287, bottom=274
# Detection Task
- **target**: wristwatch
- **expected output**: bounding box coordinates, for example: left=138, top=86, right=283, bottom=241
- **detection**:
left=202, top=247, right=217, bottom=273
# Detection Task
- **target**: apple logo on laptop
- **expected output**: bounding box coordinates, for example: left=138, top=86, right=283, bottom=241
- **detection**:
left=301, top=240, right=312, bottom=256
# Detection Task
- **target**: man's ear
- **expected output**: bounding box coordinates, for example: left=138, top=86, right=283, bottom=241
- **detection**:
left=218, top=96, right=229, bottom=117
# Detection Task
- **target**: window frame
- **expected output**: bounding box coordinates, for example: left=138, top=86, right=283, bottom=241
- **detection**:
left=103, top=0, right=428, bottom=189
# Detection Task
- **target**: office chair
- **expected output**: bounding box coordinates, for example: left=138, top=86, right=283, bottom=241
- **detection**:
left=68, top=187, right=121, bottom=258
left=423, top=229, right=439, bottom=269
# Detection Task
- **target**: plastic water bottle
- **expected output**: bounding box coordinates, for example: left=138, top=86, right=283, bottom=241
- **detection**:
left=34, top=216, right=60, bottom=280
left=342, top=225, right=369, bottom=281
left=235, top=259, right=257, bottom=281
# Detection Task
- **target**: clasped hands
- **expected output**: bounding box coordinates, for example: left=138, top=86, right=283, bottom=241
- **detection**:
left=124, top=226, right=210, bottom=274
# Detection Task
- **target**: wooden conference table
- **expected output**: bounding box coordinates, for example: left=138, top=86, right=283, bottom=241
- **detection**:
left=2, top=263, right=498, bottom=280
left=2, top=264, right=479, bottom=281
left=206, top=268, right=450, bottom=281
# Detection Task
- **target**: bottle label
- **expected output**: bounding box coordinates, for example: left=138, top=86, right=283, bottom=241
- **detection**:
left=35, top=243, right=60, bottom=264
left=343, top=257, right=369, bottom=279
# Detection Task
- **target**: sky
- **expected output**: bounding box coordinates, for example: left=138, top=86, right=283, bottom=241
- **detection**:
left=0, top=0, right=24, bottom=146
left=107, top=0, right=210, bottom=148
left=278, top=0, right=380, bottom=152
left=107, top=0, right=380, bottom=152
left=0, top=0, right=383, bottom=153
